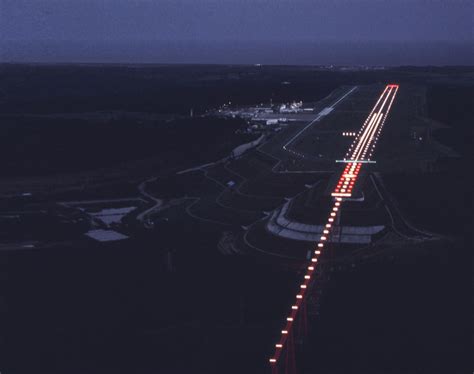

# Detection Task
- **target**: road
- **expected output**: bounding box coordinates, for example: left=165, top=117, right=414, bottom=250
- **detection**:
left=282, top=86, right=358, bottom=151
left=137, top=177, right=163, bottom=222
left=371, top=173, right=437, bottom=240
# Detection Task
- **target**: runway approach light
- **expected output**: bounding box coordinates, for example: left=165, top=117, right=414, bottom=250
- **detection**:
left=268, top=85, right=399, bottom=371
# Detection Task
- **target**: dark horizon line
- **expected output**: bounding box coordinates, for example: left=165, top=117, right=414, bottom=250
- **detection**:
left=1, top=61, right=473, bottom=68
left=1, top=39, right=473, bottom=44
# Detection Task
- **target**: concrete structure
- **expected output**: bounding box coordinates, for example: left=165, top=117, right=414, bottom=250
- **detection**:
left=266, top=201, right=384, bottom=244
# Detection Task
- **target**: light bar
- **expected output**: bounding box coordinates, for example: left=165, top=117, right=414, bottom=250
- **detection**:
left=336, top=159, right=376, bottom=164
left=331, top=192, right=351, bottom=197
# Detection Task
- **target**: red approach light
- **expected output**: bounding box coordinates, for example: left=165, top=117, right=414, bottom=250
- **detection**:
left=269, top=84, right=399, bottom=370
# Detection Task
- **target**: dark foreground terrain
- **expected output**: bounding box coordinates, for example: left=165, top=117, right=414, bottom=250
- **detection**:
left=0, top=64, right=472, bottom=374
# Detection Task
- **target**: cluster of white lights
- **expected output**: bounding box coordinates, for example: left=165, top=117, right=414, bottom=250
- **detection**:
left=346, top=87, right=387, bottom=154
left=344, top=85, right=399, bottom=164
left=269, top=84, right=399, bottom=369
left=342, top=132, right=356, bottom=136
left=362, top=87, right=398, bottom=161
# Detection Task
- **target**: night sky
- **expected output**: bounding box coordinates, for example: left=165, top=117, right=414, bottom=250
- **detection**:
left=1, top=0, right=473, bottom=65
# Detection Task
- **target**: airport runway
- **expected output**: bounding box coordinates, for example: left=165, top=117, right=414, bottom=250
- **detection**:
left=345, top=84, right=399, bottom=163
left=269, top=84, right=399, bottom=372
left=332, top=84, right=399, bottom=198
